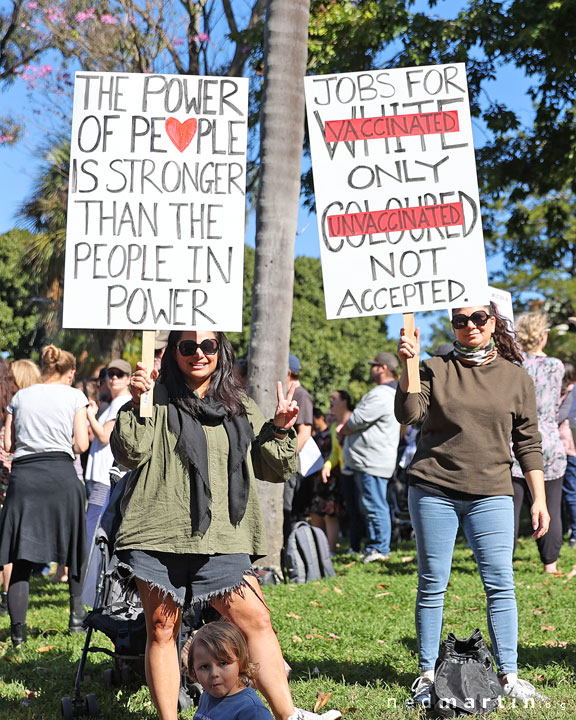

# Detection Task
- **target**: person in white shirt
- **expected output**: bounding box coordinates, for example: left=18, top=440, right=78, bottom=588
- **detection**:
left=84, top=359, right=132, bottom=563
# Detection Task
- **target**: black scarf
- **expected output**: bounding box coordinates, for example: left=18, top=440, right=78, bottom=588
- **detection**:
left=167, top=394, right=254, bottom=535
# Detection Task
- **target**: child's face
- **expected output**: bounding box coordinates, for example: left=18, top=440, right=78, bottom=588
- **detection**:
left=192, top=643, right=243, bottom=698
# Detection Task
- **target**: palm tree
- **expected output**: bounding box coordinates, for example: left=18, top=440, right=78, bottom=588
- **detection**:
left=17, top=137, right=134, bottom=358
left=247, top=0, right=311, bottom=566
left=18, top=138, right=70, bottom=337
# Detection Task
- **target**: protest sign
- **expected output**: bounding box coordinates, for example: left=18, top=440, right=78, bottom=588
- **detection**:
left=63, top=71, right=248, bottom=331
left=489, top=286, right=514, bottom=328
left=304, top=63, right=489, bottom=320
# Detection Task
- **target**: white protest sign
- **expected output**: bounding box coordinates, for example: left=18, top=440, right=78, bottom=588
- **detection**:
left=489, top=286, right=514, bottom=328
left=63, top=71, right=248, bottom=330
left=304, top=63, right=489, bottom=319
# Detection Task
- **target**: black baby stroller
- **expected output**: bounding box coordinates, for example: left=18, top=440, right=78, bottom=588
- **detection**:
left=388, top=426, right=417, bottom=544
left=60, top=471, right=202, bottom=718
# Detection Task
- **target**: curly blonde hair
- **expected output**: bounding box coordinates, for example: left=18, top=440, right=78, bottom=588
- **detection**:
left=187, top=620, right=259, bottom=688
left=514, top=312, right=548, bottom=354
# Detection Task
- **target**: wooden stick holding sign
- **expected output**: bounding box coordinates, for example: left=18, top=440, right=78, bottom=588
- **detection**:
left=140, top=330, right=156, bottom=417
left=402, top=313, right=421, bottom=393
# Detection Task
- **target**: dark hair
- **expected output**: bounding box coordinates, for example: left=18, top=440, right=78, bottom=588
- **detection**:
left=336, top=389, right=355, bottom=411
left=562, top=362, right=576, bottom=395
left=159, top=331, right=246, bottom=417
left=313, top=407, right=325, bottom=420
left=451, top=303, right=523, bottom=364
left=489, top=303, right=524, bottom=364
left=188, top=620, right=258, bottom=687
left=0, top=358, right=18, bottom=426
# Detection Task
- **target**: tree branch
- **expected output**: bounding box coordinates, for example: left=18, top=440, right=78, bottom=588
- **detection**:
left=224, top=0, right=267, bottom=77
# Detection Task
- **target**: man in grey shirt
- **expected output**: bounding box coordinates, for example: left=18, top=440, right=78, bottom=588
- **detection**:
left=339, top=352, right=401, bottom=562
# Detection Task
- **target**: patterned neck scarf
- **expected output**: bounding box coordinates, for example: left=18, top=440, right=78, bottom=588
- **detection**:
left=452, top=338, right=497, bottom=366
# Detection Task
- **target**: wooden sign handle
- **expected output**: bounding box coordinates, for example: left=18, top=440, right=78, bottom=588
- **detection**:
left=402, top=312, right=421, bottom=393
left=140, top=330, right=156, bottom=417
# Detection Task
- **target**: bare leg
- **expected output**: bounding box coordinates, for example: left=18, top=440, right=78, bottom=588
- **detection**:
left=309, top=513, right=325, bottom=532
left=211, top=575, right=295, bottom=720
left=51, top=564, right=68, bottom=583
left=310, top=513, right=339, bottom=553
left=2, top=562, right=12, bottom=591
left=136, top=579, right=182, bottom=720
left=324, top=516, right=340, bottom=553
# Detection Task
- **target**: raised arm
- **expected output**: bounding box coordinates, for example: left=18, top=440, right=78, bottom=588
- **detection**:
left=398, top=326, right=421, bottom=392
left=87, top=399, right=116, bottom=445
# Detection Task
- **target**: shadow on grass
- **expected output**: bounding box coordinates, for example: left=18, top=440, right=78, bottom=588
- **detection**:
left=518, top=642, right=576, bottom=669
left=286, top=641, right=417, bottom=688
left=0, top=645, right=148, bottom=719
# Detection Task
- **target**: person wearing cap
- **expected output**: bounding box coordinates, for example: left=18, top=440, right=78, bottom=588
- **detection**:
left=154, top=331, right=170, bottom=371
left=282, top=354, right=314, bottom=541
left=338, top=352, right=401, bottom=563
left=84, top=358, right=132, bottom=600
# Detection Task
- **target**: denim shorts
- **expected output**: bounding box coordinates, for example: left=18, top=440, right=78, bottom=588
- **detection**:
left=115, top=549, right=254, bottom=608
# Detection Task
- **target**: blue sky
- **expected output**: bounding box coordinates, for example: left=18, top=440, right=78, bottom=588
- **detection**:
left=0, top=0, right=534, bottom=345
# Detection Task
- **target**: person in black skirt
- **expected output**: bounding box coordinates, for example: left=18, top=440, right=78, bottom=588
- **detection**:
left=0, top=344, right=89, bottom=647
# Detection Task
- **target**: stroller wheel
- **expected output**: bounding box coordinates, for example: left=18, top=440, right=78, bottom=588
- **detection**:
left=85, top=694, right=99, bottom=717
left=178, top=685, right=196, bottom=711
left=103, top=668, right=115, bottom=687
left=61, top=697, right=75, bottom=720
left=120, top=665, right=132, bottom=685
left=188, top=682, right=203, bottom=705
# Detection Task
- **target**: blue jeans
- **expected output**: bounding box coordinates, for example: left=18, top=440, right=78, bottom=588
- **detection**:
left=354, top=472, right=391, bottom=555
left=563, top=455, right=576, bottom=536
left=408, top=486, right=517, bottom=675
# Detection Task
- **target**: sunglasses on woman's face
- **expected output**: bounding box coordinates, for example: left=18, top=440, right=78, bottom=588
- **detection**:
left=451, top=311, right=492, bottom=330
left=174, top=339, right=219, bottom=357
left=106, top=369, right=127, bottom=379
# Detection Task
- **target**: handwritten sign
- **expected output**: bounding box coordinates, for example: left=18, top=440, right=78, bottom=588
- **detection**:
left=304, top=64, right=489, bottom=319
left=63, top=72, right=248, bottom=330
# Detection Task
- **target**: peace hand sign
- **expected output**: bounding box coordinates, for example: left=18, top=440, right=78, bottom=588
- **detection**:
left=273, top=381, right=299, bottom=431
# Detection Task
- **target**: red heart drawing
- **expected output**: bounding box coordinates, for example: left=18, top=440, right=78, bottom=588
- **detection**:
left=165, top=117, right=197, bottom=152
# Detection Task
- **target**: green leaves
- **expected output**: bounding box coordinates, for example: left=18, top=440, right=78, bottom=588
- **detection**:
left=0, top=229, right=45, bottom=357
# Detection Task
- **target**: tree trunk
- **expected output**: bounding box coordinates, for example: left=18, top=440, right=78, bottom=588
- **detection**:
left=247, top=0, right=310, bottom=569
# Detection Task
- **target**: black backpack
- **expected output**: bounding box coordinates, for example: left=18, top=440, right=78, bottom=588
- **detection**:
left=283, top=521, right=336, bottom=583
left=430, top=629, right=501, bottom=718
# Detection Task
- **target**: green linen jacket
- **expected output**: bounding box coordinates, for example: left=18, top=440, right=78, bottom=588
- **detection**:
left=110, top=384, right=297, bottom=557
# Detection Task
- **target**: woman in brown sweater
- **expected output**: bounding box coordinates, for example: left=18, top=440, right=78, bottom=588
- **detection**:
left=396, top=304, right=549, bottom=707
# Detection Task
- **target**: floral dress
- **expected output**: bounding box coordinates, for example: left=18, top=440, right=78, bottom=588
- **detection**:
left=512, top=355, right=567, bottom=481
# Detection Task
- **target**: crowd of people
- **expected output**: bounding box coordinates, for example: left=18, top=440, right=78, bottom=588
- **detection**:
left=0, top=303, right=574, bottom=717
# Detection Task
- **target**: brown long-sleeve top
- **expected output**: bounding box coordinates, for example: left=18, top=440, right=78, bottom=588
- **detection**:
left=394, top=354, right=544, bottom=496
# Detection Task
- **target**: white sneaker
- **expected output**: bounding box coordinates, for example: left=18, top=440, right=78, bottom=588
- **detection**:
left=289, top=708, right=342, bottom=720
left=362, top=550, right=390, bottom=564
left=405, top=675, right=434, bottom=708
left=502, top=677, right=547, bottom=702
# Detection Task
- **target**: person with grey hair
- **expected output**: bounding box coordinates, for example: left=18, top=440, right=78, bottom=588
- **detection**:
left=338, top=351, right=401, bottom=563
left=512, top=311, right=566, bottom=574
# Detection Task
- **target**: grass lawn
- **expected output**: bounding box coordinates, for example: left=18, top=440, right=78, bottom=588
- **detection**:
left=1, top=536, right=575, bottom=719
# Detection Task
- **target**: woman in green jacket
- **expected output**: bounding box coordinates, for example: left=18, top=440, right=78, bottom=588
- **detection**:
left=111, top=329, right=340, bottom=720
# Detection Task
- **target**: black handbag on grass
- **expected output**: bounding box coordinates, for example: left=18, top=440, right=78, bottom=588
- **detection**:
left=430, top=629, right=501, bottom=718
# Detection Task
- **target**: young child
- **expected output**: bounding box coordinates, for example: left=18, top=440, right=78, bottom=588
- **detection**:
left=188, top=620, right=274, bottom=719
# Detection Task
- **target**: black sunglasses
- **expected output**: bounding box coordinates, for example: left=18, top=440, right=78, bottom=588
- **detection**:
left=174, top=339, right=219, bottom=357
left=451, top=311, right=492, bottom=330
left=107, top=369, right=127, bottom=379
